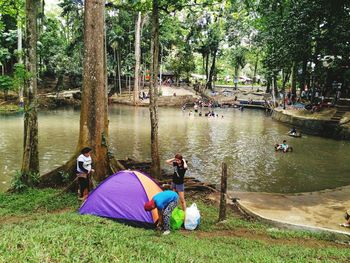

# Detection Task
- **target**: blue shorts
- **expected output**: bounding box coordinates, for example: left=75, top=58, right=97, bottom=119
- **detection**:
left=172, top=183, right=185, bottom=192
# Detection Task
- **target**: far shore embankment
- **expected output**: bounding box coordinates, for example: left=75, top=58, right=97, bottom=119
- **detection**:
left=272, top=107, right=350, bottom=140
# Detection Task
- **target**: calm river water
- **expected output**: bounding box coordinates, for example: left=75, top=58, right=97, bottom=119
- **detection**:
left=1, top=105, right=350, bottom=193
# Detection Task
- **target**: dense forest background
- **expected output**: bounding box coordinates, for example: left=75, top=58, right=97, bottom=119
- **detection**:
left=1, top=0, right=349, bottom=99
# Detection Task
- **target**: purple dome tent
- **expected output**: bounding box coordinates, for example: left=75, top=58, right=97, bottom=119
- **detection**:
left=79, top=170, right=162, bottom=228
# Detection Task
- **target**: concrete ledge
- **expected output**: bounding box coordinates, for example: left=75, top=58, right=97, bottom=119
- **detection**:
left=272, top=109, right=350, bottom=139
left=236, top=200, right=350, bottom=241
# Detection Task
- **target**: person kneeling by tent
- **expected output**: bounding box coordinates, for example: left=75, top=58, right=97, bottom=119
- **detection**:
left=144, top=190, right=179, bottom=235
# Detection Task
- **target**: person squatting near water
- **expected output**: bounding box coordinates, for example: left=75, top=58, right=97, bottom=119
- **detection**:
left=340, top=209, right=350, bottom=228
left=144, top=190, right=179, bottom=235
left=76, top=147, right=95, bottom=201
left=166, top=153, right=187, bottom=211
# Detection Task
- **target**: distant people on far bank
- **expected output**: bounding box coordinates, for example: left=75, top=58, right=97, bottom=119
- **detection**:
left=77, top=147, right=95, bottom=201
left=194, top=103, right=198, bottom=113
left=139, top=91, right=148, bottom=100
left=19, top=96, right=24, bottom=108
left=166, top=154, right=187, bottom=211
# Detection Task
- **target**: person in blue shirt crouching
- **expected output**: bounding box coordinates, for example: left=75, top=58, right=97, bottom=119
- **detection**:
left=144, top=190, right=179, bottom=235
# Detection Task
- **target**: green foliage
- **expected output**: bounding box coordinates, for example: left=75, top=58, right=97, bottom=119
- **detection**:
left=0, top=75, right=13, bottom=92
left=59, top=171, right=71, bottom=184
left=12, top=63, right=27, bottom=90
left=168, top=48, right=196, bottom=81
left=230, top=46, right=248, bottom=76
left=252, top=0, right=350, bottom=93
left=10, top=171, right=40, bottom=192
left=0, top=104, right=20, bottom=113
left=0, top=188, right=78, bottom=216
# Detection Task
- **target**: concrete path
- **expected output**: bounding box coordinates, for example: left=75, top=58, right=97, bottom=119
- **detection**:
left=211, top=186, right=350, bottom=236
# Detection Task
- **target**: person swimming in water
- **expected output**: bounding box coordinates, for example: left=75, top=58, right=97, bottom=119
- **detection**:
left=276, top=140, right=289, bottom=152
left=289, top=127, right=297, bottom=135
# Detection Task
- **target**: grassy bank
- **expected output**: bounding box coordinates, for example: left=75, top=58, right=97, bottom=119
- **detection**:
left=0, top=189, right=349, bottom=262
left=0, top=104, right=22, bottom=114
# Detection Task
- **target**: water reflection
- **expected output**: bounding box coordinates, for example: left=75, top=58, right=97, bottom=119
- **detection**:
left=1, top=105, right=350, bottom=193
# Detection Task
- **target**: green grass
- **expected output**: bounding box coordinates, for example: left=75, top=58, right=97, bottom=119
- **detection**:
left=0, top=104, right=21, bottom=113
left=0, top=189, right=349, bottom=262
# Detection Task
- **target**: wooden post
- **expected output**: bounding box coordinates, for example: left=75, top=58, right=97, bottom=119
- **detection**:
left=218, top=162, right=228, bottom=222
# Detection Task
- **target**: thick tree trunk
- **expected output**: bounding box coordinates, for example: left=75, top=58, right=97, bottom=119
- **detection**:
left=149, top=0, right=161, bottom=179
left=38, top=0, right=125, bottom=188
left=133, top=12, right=142, bottom=104
left=77, top=0, right=109, bottom=182
left=21, top=0, right=40, bottom=182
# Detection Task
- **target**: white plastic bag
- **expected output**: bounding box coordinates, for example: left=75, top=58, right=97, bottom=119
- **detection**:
left=184, top=203, right=201, bottom=230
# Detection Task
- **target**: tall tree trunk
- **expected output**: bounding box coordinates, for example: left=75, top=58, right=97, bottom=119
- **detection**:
left=282, top=69, right=290, bottom=109
left=149, top=0, right=161, bottom=178
left=133, top=12, right=142, bottom=104
left=78, top=0, right=109, bottom=181
left=205, top=52, right=209, bottom=82
left=202, top=52, right=205, bottom=76
left=266, top=77, right=271, bottom=94
left=21, top=0, right=40, bottom=182
left=291, top=61, right=297, bottom=95
left=300, top=59, right=307, bottom=91
left=38, top=0, right=45, bottom=75
left=112, top=47, right=117, bottom=96
left=234, top=65, right=239, bottom=90
left=253, top=52, right=259, bottom=85
left=273, top=74, right=278, bottom=96
left=37, top=0, right=124, bottom=189
left=17, top=24, right=24, bottom=98
left=206, top=49, right=217, bottom=90
left=117, top=49, right=122, bottom=94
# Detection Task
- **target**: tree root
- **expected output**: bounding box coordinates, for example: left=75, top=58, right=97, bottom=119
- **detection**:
left=37, top=156, right=218, bottom=196
left=158, top=178, right=218, bottom=193
left=37, top=154, right=126, bottom=190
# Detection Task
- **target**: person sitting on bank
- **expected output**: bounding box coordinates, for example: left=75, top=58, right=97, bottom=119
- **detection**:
left=76, top=147, right=95, bottom=201
left=165, top=154, right=187, bottom=211
left=144, top=190, right=179, bottom=235
left=276, top=140, right=289, bottom=152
